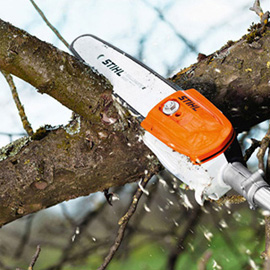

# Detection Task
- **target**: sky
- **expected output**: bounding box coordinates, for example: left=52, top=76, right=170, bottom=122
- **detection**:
left=0, top=0, right=267, bottom=147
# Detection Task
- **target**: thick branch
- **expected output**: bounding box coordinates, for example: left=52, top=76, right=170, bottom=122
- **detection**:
left=0, top=119, right=158, bottom=227
left=0, top=19, right=157, bottom=227
left=171, top=24, right=270, bottom=132
left=0, top=19, right=111, bottom=122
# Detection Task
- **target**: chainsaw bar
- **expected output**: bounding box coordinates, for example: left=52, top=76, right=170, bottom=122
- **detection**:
left=70, top=34, right=178, bottom=119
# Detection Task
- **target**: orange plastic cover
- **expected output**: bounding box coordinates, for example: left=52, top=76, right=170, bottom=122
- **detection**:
left=141, top=89, right=235, bottom=163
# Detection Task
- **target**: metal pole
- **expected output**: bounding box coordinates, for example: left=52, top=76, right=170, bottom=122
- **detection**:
left=222, top=162, right=270, bottom=211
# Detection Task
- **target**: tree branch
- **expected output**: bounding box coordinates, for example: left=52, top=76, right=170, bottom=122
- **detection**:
left=29, top=0, right=69, bottom=49
left=98, top=171, right=156, bottom=270
left=167, top=205, right=202, bottom=270
left=0, top=18, right=111, bottom=122
left=0, top=117, right=158, bottom=227
left=171, top=23, right=270, bottom=132
left=1, top=71, right=33, bottom=136
left=257, top=124, right=270, bottom=172
left=0, top=19, right=158, bottom=227
left=28, top=245, right=41, bottom=270
left=14, top=215, right=35, bottom=259
left=0, top=18, right=269, bottom=227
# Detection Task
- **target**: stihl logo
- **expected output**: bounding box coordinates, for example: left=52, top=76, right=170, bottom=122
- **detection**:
left=97, top=55, right=124, bottom=76
left=178, top=95, right=200, bottom=111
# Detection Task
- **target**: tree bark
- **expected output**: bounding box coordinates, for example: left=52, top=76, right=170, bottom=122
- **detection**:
left=0, top=19, right=269, bottom=226
left=171, top=26, right=270, bottom=132
left=0, top=19, right=159, bottom=226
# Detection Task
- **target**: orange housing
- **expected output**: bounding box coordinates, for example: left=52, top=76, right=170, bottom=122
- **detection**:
left=141, top=89, right=235, bottom=164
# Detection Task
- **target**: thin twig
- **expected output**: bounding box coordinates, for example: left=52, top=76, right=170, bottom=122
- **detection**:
left=29, top=0, right=69, bottom=49
left=257, top=124, right=270, bottom=172
left=97, top=173, right=154, bottom=270
left=0, top=132, right=27, bottom=143
left=250, top=0, right=264, bottom=17
left=16, top=245, right=42, bottom=270
left=14, top=215, right=35, bottom=259
left=250, top=0, right=269, bottom=25
left=28, top=245, right=41, bottom=270
left=113, top=177, right=159, bottom=258
left=244, top=138, right=261, bottom=162
left=60, top=203, right=76, bottom=227
left=47, top=202, right=107, bottom=269
left=141, top=0, right=198, bottom=54
left=1, top=71, right=33, bottom=136
left=167, top=205, right=202, bottom=270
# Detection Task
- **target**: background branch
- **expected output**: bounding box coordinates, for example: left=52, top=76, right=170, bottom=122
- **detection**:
left=257, top=124, right=270, bottom=172
left=98, top=171, right=158, bottom=270
left=1, top=71, right=33, bottom=136
left=29, top=0, right=69, bottom=49
left=28, top=245, right=41, bottom=270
